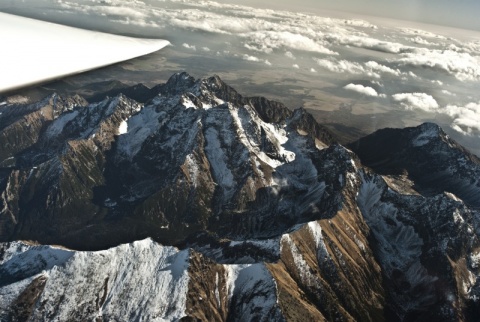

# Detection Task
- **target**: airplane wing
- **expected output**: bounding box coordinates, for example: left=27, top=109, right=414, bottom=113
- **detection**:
left=0, top=12, right=170, bottom=93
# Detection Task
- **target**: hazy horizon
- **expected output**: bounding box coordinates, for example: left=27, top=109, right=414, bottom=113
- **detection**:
left=225, top=0, right=480, bottom=31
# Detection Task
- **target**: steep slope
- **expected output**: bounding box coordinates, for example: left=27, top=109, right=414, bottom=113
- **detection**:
left=0, top=238, right=283, bottom=322
left=358, top=171, right=480, bottom=321
left=0, top=72, right=335, bottom=249
left=348, top=123, right=480, bottom=208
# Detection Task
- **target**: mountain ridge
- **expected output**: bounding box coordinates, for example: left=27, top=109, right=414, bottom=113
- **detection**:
left=0, top=72, right=479, bottom=321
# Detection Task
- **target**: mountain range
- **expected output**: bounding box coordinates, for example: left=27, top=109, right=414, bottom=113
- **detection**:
left=0, top=72, right=479, bottom=321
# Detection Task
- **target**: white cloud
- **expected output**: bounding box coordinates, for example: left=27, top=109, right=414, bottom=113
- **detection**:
left=344, top=83, right=379, bottom=97
left=400, top=28, right=447, bottom=40
left=310, top=68, right=317, bottom=73
left=285, top=51, right=296, bottom=60
left=343, top=19, right=377, bottom=29
left=313, top=58, right=410, bottom=79
left=396, top=49, right=480, bottom=81
left=182, top=43, right=196, bottom=51
left=325, top=34, right=411, bottom=54
left=244, top=31, right=338, bottom=55
left=408, top=71, right=419, bottom=79
left=202, top=47, right=211, bottom=52
left=392, top=93, right=439, bottom=111
left=364, top=61, right=402, bottom=77
left=292, top=64, right=300, bottom=69
left=242, top=54, right=260, bottom=62
left=264, top=60, right=272, bottom=66
left=411, top=36, right=434, bottom=46
left=441, top=89, right=456, bottom=96
left=442, top=102, right=480, bottom=136
left=93, top=6, right=149, bottom=19
left=169, top=10, right=263, bottom=34
left=244, top=43, right=272, bottom=54
left=314, top=58, right=369, bottom=75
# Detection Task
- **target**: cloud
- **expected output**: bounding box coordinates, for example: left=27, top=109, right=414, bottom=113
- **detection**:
left=344, top=84, right=379, bottom=97
left=364, top=61, right=402, bottom=77
left=313, top=58, right=368, bottom=75
left=93, top=5, right=149, bottom=19
left=442, top=90, right=456, bottom=96
left=285, top=51, right=296, bottom=60
left=408, top=71, right=419, bottom=79
left=169, top=10, right=263, bottom=34
left=325, top=34, right=412, bottom=54
left=400, top=28, right=446, bottom=40
left=264, top=60, right=272, bottom=66
left=244, top=31, right=338, bottom=55
left=343, top=19, right=377, bottom=29
left=242, top=54, right=260, bottom=62
left=313, top=58, right=407, bottom=80
left=292, top=64, right=300, bottom=69
left=392, top=93, right=439, bottom=111
left=202, top=47, right=211, bottom=52
left=411, top=36, right=434, bottom=46
left=182, top=43, right=196, bottom=51
left=442, top=102, right=480, bottom=136
left=396, top=49, right=480, bottom=81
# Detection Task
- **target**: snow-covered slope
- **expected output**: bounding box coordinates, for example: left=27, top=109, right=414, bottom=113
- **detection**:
left=0, top=239, right=283, bottom=321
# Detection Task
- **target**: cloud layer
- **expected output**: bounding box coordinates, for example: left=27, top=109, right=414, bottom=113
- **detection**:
left=1, top=0, right=479, bottom=151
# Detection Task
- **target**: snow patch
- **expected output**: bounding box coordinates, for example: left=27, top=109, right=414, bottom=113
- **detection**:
left=45, top=110, right=79, bottom=138
left=412, top=126, right=438, bottom=147
left=116, top=105, right=163, bottom=158
left=470, top=251, right=480, bottom=269
left=281, top=234, right=320, bottom=287
left=118, top=120, right=128, bottom=135
left=184, top=153, right=200, bottom=187
left=0, top=239, right=190, bottom=321
left=308, top=221, right=334, bottom=263
left=204, top=127, right=235, bottom=194
left=229, top=105, right=295, bottom=169
left=181, top=96, right=197, bottom=109
left=224, top=263, right=280, bottom=320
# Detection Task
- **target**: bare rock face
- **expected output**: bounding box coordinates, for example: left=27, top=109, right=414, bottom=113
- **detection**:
left=349, top=123, right=480, bottom=207
left=0, top=73, right=479, bottom=321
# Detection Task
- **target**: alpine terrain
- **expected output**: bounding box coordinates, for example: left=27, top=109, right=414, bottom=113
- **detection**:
left=0, top=72, right=479, bottom=321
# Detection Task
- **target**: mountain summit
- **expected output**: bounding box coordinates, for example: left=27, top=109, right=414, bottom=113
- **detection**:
left=0, top=73, right=479, bottom=321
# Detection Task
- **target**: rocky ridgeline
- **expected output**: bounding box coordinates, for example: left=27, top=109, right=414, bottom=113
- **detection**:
left=0, top=73, right=479, bottom=321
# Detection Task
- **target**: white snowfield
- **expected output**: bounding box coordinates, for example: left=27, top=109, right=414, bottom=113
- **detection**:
left=0, top=13, right=170, bottom=93
left=0, top=238, right=282, bottom=321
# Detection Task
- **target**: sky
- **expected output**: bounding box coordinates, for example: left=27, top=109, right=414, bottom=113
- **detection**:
left=227, top=0, right=480, bottom=31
